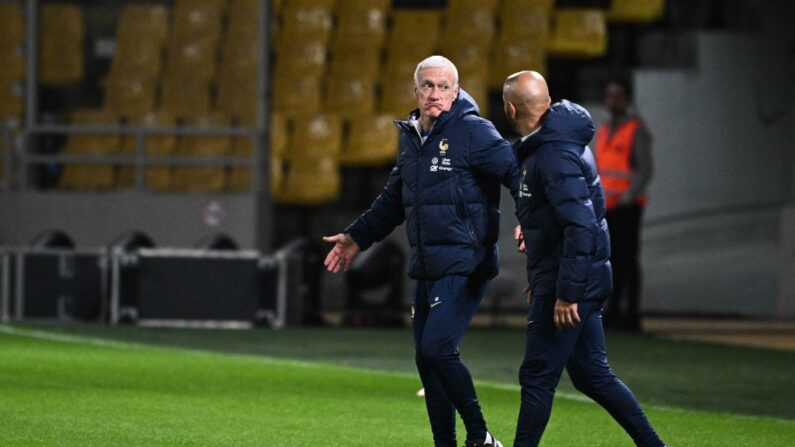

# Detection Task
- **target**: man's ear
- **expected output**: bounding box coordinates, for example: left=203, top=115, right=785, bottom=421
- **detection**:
left=414, top=86, right=419, bottom=99
left=508, top=101, right=517, bottom=120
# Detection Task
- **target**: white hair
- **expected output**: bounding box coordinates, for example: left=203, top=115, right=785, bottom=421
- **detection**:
left=413, top=55, right=459, bottom=87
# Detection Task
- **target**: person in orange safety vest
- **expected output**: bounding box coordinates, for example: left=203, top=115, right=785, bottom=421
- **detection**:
left=595, top=77, right=653, bottom=332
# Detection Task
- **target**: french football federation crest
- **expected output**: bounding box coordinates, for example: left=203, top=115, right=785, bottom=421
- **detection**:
left=439, top=138, right=449, bottom=155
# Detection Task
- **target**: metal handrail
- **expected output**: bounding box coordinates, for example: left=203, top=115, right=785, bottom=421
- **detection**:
left=19, top=124, right=267, bottom=190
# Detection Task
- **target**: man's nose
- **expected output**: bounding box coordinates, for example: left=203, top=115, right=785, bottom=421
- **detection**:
left=428, top=86, right=441, bottom=99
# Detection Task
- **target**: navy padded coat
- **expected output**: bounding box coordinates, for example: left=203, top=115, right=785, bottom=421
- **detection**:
left=346, top=89, right=519, bottom=280
left=515, top=100, right=612, bottom=302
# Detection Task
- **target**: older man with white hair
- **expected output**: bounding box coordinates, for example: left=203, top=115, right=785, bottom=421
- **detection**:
left=323, top=55, right=519, bottom=447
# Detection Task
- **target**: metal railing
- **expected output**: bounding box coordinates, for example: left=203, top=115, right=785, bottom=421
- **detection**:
left=19, top=124, right=267, bottom=191
left=0, top=125, right=13, bottom=190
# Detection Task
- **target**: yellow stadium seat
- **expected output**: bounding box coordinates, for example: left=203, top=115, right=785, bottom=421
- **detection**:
left=329, top=45, right=382, bottom=79
left=219, top=39, right=258, bottom=81
left=548, top=9, right=607, bottom=58
left=490, top=42, right=546, bottom=89
left=166, top=37, right=219, bottom=80
left=379, top=76, right=417, bottom=118
left=287, top=114, right=342, bottom=162
left=0, top=4, right=24, bottom=80
left=608, top=0, right=665, bottom=22
left=116, top=111, right=177, bottom=190
left=0, top=4, right=24, bottom=47
left=41, top=5, right=84, bottom=85
left=277, top=113, right=342, bottom=204
left=272, top=75, right=322, bottom=118
left=460, top=75, right=489, bottom=116
left=276, top=157, right=340, bottom=205
left=218, top=74, right=260, bottom=127
left=440, top=44, right=489, bottom=82
left=171, top=0, right=224, bottom=43
left=0, top=78, right=23, bottom=120
left=59, top=109, right=120, bottom=190
left=103, top=76, right=158, bottom=120
left=161, top=77, right=212, bottom=120
left=110, top=39, right=165, bottom=79
left=498, top=5, right=551, bottom=49
left=442, top=2, right=497, bottom=49
left=279, top=0, right=334, bottom=45
left=226, top=112, right=287, bottom=193
left=116, top=5, right=169, bottom=46
left=324, top=74, right=376, bottom=120
left=171, top=112, right=231, bottom=193
left=273, top=40, right=327, bottom=79
left=387, top=10, right=441, bottom=56
left=227, top=0, right=260, bottom=41
left=340, top=114, right=399, bottom=167
left=332, top=0, right=389, bottom=50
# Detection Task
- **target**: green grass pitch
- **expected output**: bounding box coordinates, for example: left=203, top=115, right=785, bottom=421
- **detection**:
left=1, top=324, right=793, bottom=446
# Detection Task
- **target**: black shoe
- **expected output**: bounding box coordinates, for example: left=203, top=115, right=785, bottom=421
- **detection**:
left=464, top=432, right=503, bottom=447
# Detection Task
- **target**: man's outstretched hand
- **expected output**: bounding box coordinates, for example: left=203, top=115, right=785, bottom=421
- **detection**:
left=322, top=233, right=361, bottom=273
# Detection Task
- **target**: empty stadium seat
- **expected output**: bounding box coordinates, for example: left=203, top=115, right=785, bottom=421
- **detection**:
left=103, top=76, right=158, bottom=120
left=287, top=114, right=342, bottom=162
left=272, top=75, right=322, bottom=118
left=165, top=37, right=219, bottom=81
left=608, top=0, right=665, bottom=22
left=41, top=4, right=84, bottom=85
left=227, top=0, right=260, bottom=42
left=0, top=3, right=25, bottom=81
left=490, top=42, right=547, bottom=89
left=441, top=0, right=497, bottom=49
left=171, top=113, right=231, bottom=193
left=332, top=0, right=389, bottom=50
left=59, top=109, right=120, bottom=190
left=116, top=111, right=177, bottom=191
left=171, top=0, right=224, bottom=44
left=548, top=9, right=607, bottom=58
left=340, top=114, right=399, bottom=167
left=219, top=39, right=258, bottom=80
left=276, top=113, right=343, bottom=204
left=160, top=77, right=212, bottom=120
left=440, top=44, right=489, bottom=84
left=387, top=10, right=441, bottom=57
left=324, top=74, right=376, bottom=120
left=497, top=4, right=551, bottom=49
left=328, top=46, right=382, bottom=79
left=217, top=73, right=259, bottom=126
left=273, top=40, right=327, bottom=79
left=109, top=40, right=165, bottom=80
left=116, top=4, right=169, bottom=47
left=379, top=76, right=417, bottom=118
left=278, top=0, right=335, bottom=46
left=226, top=114, right=286, bottom=194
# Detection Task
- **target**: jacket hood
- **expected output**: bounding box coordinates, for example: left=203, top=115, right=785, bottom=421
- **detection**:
left=523, top=100, right=595, bottom=151
left=399, top=88, right=481, bottom=128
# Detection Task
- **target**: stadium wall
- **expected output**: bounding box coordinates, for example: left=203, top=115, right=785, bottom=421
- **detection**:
left=0, top=192, right=257, bottom=249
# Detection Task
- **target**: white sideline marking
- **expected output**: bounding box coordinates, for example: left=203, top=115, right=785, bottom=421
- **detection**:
left=1, top=324, right=792, bottom=424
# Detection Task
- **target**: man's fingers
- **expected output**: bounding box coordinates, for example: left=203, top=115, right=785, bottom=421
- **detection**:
left=571, top=308, right=581, bottom=325
left=514, top=225, right=522, bottom=240
left=518, top=240, right=526, bottom=253
left=322, top=235, right=340, bottom=244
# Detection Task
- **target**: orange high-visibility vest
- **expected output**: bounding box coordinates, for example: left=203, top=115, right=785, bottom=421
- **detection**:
left=595, top=119, right=647, bottom=210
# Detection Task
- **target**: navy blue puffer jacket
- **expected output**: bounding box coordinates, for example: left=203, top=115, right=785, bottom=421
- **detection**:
left=515, top=100, right=612, bottom=302
left=346, top=89, right=519, bottom=280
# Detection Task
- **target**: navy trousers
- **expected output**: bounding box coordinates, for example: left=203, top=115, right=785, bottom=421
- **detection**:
left=413, top=274, right=490, bottom=447
left=514, top=296, right=665, bottom=447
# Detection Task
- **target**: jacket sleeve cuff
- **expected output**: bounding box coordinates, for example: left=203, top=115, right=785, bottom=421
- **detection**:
left=556, top=280, right=586, bottom=303
left=345, top=223, right=374, bottom=252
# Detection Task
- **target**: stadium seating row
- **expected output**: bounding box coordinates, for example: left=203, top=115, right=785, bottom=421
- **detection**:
left=0, top=0, right=664, bottom=202
left=55, top=109, right=398, bottom=200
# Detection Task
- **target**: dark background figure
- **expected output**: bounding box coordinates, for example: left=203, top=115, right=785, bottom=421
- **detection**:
left=595, top=77, right=653, bottom=332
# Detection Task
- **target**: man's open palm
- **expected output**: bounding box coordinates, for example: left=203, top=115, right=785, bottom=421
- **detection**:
left=322, top=233, right=361, bottom=273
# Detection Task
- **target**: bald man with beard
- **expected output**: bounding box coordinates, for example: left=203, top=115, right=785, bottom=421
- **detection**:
left=503, top=71, right=666, bottom=447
